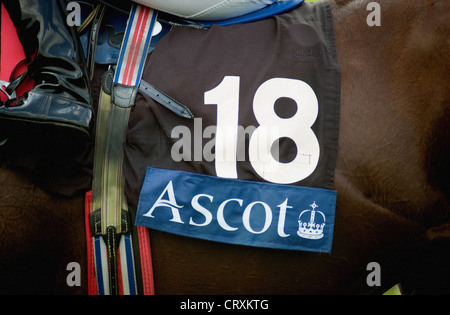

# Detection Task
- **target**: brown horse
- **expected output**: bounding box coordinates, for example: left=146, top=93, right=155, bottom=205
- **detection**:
left=0, top=0, right=449, bottom=294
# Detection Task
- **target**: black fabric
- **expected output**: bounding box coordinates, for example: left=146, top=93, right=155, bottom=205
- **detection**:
left=124, top=1, right=340, bottom=209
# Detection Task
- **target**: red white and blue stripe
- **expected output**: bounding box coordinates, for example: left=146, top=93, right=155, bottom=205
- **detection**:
left=114, top=5, right=158, bottom=87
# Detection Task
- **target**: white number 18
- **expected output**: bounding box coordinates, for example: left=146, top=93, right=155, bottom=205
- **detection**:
left=205, top=76, right=320, bottom=185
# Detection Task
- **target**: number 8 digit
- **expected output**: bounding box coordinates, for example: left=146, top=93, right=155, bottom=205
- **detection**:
left=249, top=78, right=320, bottom=184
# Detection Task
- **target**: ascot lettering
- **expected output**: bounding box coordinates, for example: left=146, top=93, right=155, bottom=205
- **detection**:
left=145, top=181, right=184, bottom=224
left=143, top=181, right=293, bottom=237
left=136, top=167, right=337, bottom=253
left=243, top=202, right=272, bottom=234
left=217, top=199, right=241, bottom=232
left=190, top=194, right=213, bottom=227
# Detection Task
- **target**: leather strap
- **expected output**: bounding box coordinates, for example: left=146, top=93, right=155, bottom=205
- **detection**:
left=90, top=5, right=159, bottom=295
left=86, top=4, right=106, bottom=80
left=139, top=79, right=194, bottom=119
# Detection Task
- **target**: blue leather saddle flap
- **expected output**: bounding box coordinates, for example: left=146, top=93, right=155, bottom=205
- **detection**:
left=79, top=0, right=305, bottom=64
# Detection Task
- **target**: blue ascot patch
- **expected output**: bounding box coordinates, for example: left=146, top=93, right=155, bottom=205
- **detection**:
left=136, top=168, right=337, bottom=253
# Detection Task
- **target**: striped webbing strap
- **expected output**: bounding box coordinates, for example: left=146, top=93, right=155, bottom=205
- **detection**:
left=114, top=5, right=157, bottom=86
left=90, top=4, right=157, bottom=295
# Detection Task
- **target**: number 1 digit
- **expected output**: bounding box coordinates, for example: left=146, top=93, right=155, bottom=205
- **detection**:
left=204, top=76, right=240, bottom=179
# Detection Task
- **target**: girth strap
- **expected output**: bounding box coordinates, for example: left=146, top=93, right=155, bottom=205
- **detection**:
left=90, top=4, right=159, bottom=295
left=91, top=67, right=137, bottom=296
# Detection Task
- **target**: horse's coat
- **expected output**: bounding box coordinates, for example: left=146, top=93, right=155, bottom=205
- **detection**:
left=0, top=0, right=449, bottom=294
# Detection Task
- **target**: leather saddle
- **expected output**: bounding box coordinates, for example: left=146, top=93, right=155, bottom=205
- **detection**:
left=78, top=0, right=304, bottom=65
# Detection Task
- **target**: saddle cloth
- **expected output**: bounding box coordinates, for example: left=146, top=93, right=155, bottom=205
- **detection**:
left=124, top=0, right=340, bottom=211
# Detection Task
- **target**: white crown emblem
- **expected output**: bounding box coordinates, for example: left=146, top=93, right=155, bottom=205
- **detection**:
left=297, top=202, right=326, bottom=240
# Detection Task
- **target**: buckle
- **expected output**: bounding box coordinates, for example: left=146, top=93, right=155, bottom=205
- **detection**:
left=0, top=80, right=17, bottom=100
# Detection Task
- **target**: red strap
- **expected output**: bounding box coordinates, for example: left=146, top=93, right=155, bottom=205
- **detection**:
left=138, top=226, right=155, bottom=295
left=85, top=191, right=99, bottom=295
